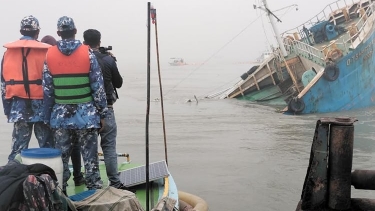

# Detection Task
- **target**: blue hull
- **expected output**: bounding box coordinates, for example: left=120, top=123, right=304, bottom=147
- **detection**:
left=288, top=28, right=375, bottom=114
left=215, top=0, right=375, bottom=115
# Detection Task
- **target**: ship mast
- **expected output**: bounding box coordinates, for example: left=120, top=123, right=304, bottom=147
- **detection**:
left=262, top=0, right=288, bottom=57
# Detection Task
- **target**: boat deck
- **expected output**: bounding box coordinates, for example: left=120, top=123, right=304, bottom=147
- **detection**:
left=66, top=161, right=176, bottom=210
left=283, top=0, right=375, bottom=66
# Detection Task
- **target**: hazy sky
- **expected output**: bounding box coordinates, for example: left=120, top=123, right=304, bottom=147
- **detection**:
left=0, top=0, right=334, bottom=67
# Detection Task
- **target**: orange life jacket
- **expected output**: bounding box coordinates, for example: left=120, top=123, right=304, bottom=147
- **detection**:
left=46, top=45, right=90, bottom=76
left=2, top=40, right=50, bottom=99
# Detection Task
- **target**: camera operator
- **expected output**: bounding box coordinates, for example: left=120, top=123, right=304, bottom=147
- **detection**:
left=82, top=29, right=127, bottom=190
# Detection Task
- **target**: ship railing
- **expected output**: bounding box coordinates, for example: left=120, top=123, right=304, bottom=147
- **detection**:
left=344, top=2, right=375, bottom=48
left=218, top=54, right=277, bottom=99
left=291, top=40, right=326, bottom=66
left=281, top=1, right=375, bottom=66
left=205, top=86, right=233, bottom=99
left=217, top=85, right=241, bottom=99
left=281, top=0, right=358, bottom=42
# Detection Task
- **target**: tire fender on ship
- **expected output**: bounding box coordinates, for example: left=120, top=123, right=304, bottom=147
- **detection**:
left=247, top=65, right=260, bottom=75
left=323, top=62, right=340, bottom=81
left=240, top=72, right=249, bottom=80
left=288, top=97, right=305, bottom=114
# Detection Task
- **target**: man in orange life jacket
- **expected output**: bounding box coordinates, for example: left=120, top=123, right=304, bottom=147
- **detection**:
left=1, top=15, right=54, bottom=162
left=43, top=16, right=107, bottom=193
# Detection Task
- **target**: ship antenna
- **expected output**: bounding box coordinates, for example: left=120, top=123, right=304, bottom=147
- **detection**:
left=146, top=2, right=151, bottom=211
left=254, top=0, right=288, bottom=57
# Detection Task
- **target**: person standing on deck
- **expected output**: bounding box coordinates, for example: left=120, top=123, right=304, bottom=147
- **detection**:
left=40, top=34, right=85, bottom=186
left=1, top=15, right=54, bottom=162
left=83, top=29, right=126, bottom=189
left=42, top=16, right=107, bottom=193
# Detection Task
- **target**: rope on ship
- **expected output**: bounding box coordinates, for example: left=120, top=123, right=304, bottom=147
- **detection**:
left=201, top=2, right=299, bottom=100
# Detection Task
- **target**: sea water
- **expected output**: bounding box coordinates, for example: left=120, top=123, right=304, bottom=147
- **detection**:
left=1, top=63, right=375, bottom=210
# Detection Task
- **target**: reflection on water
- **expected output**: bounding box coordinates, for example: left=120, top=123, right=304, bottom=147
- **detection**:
left=1, top=63, right=375, bottom=210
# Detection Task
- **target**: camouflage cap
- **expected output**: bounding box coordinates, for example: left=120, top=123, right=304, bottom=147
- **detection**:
left=57, top=16, right=76, bottom=31
left=20, top=15, right=40, bottom=31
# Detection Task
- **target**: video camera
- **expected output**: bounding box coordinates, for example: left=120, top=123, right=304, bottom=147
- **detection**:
left=99, top=46, right=112, bottom=54
left=99, top=46, right=117, bottom=61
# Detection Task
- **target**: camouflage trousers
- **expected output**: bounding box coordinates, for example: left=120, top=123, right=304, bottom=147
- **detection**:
left=54, top=128, right=103, bottom=191
left=8, top=122, right=54, bottom=162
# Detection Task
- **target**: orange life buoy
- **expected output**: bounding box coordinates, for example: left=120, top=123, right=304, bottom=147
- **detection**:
left=284, top=35, right=295, bottom=45
left=327, top=48, right=343, bottom=62
left=286, top=35, right=295, bottom=41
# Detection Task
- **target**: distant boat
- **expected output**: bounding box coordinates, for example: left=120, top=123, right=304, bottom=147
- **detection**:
left=214, top=0, right=375, bottom=115
left=169, top=57, right=186, bottom=66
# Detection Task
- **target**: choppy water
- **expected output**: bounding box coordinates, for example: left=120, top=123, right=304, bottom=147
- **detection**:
left=1, top=63, right=375, bottom=211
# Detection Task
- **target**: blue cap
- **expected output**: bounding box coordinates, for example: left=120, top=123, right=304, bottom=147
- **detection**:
left=20, top=15, right=40, bottom=31
left=57, top=16, right=76, bottom=31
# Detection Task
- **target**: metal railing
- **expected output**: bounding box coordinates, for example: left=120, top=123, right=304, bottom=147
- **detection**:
left=281, top=1, right=375, bottom=67
left=211, top=0, right=375, bottom=100
left=292, top=40, right=326, bottom=66
left=281, top=0, right=358, bottom=40
left=344, top=3, right=375, bottom=47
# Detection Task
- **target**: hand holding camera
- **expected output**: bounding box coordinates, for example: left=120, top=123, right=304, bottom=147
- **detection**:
left=99, top=46, right=117, bottom=62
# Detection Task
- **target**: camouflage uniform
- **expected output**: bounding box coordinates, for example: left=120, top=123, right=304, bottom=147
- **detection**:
left=1, top=15, right=54, bottom=162
left=43, top=16, right=107, bottom=191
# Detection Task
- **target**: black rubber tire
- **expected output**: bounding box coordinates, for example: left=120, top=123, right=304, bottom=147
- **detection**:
left=247, top=65, right=259, bottom=75
left=323, top=63, right=339, bottom=81
left=240, top=72, right=249, bottom=80
left=288, top=97, right=305, bottom=114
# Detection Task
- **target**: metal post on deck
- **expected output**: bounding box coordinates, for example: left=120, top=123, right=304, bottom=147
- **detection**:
left=146, top=2, right=151, bottom=211
left=328, top=120, right=354, bottom=210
